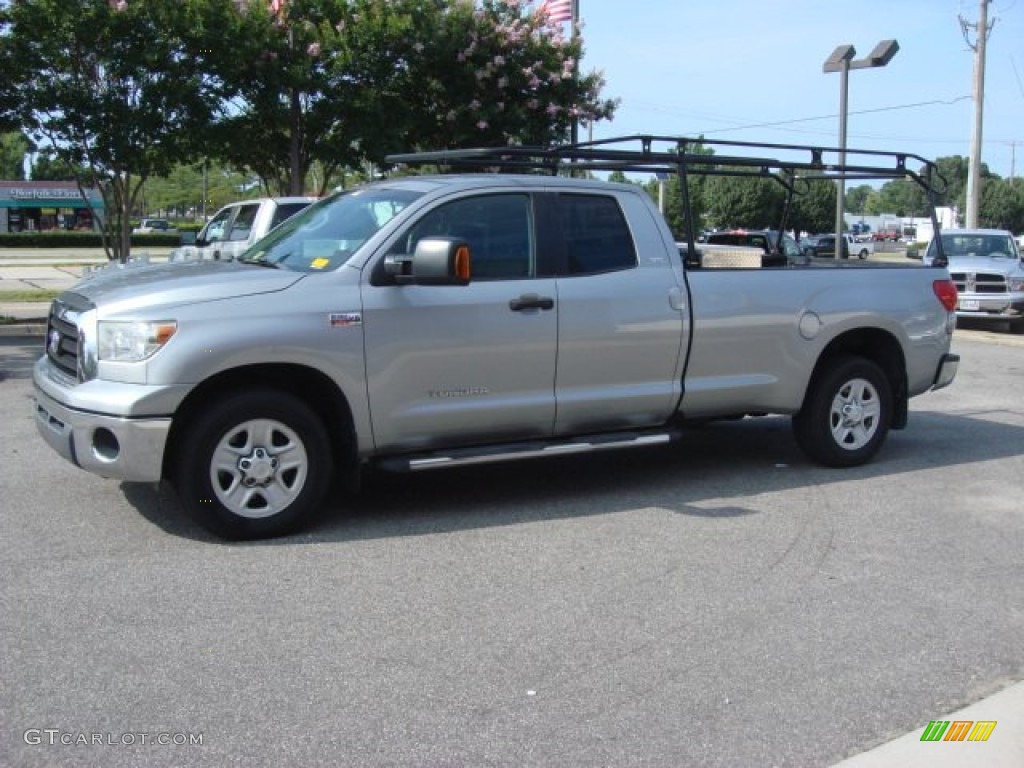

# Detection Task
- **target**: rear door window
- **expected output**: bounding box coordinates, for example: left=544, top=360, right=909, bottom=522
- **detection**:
left=559, top=194, right=637, bottom=275
left=270, top=202, right=312, bottom=229
left=226, top=203, right=260, bottom=241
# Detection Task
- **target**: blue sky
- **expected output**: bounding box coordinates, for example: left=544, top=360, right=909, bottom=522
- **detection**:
left=573, top=0, right=1024, bottom=179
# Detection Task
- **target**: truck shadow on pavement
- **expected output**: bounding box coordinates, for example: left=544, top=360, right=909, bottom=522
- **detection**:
left=122, top=408, right=1024, bottom=544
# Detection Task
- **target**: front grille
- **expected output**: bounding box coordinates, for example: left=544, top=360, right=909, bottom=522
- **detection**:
left=950, top=271, right=1007, bottom=295
left=45, top=295, right=93, bottom=378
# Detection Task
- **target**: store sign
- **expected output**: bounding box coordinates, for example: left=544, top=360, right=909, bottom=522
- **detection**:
left=4, top=187, right=83, bottom=199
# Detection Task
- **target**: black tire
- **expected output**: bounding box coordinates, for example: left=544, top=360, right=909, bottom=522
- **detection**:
left=858, top=249, right=869, bottom=260
left=793, top=356, right=893, bottom=467
left=173, top=389, right=331, bottom=540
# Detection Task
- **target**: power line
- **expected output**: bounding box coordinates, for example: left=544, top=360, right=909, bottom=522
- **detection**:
left=629, top=95, right=969, bottom=127
left=694, top=97, right=973, bottom=136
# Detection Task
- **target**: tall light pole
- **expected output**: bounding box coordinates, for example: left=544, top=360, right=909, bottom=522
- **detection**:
left=824, top=40, right=899, bottom=257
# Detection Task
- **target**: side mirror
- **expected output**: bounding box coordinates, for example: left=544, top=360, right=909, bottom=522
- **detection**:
left=385, top=237, right=471, bottom=286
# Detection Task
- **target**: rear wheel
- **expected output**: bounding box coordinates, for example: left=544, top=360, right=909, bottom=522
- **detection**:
left=858, top=249, right=869, bottom=260
left=173, top=390, right=331, bottom=539
left=793, top=356, right=892, bottom=467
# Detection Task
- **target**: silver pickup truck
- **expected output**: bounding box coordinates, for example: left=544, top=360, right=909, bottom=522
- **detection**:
left=31, top=137, right=960, bottom=539
left=922, top=228, right=1024, bottom=330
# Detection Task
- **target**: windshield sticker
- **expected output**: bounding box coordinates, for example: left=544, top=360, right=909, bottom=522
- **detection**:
left=310, top=257, right=330, bottom=269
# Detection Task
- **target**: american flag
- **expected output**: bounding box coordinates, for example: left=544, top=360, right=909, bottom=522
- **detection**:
left=539, top=0, right=573, bottom=24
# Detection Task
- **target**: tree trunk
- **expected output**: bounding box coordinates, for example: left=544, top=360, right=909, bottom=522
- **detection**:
left=289, top=87, right=303, bottom=195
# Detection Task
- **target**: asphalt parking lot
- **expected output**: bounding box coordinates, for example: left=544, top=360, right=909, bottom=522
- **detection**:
left=1, top=332, right=1022, bottom=767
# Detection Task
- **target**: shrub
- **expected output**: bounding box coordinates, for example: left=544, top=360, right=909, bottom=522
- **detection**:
left=0, top=231, right=182, bottom=248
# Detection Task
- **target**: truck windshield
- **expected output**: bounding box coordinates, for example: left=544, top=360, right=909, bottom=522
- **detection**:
left=239, top=187, right=423, bottom=272
left=936, top=234, right=1017, bottom=259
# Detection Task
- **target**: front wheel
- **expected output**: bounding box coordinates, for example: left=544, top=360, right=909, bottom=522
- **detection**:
left=173, top=390, right=331, bottom=539
left=858, top=249, right=869, bottom=260
left=793, top=356, right=892, bottom=467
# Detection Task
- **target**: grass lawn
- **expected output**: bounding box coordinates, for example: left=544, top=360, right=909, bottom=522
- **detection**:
left=0, top=289, right=61, bottom=302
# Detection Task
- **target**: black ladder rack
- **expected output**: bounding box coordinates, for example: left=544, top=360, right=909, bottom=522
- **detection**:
left=385, top=134, right=947, bottom=264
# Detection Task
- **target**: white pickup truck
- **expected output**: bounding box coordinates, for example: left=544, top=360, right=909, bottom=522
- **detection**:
left=168, top=197, right=316, bottom=262
left=803, top=233, right=873, bottom=260
left=31, top=136, right=959, bottom=539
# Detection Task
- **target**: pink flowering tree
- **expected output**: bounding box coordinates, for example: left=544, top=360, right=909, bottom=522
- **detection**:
left=211, top=0, right=617, bottom=194
left=404, top=0, right=617, bottom=150
left=212, top=0, right=432, bottom=195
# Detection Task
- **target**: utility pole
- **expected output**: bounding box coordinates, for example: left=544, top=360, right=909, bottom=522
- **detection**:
left=961, top=0, right=994, bottom=228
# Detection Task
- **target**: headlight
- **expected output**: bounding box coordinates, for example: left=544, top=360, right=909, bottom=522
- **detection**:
left=1009, top=277, right=1024, bottom=292
left=98, top=320, right=177, bottom=362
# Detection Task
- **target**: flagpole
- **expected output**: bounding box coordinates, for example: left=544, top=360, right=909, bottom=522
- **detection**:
left=570, top=0, right=579, bottom=146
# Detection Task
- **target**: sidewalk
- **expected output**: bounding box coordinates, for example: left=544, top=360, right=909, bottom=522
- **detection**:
left=0, top=248, right=169, bottom=336
left=0, top=262, right=88, bottom=335
left=829, top=679, right=1024, bottom=767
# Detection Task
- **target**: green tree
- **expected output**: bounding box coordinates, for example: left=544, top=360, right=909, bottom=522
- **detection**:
left=406, top=0, right=615, bottom=150
left=705, top=174, right=785, bottom=230
left=638, top=141, right=715, bottom=239
left=845, top=184, right=873, bottom=215
left=140, top=162, right=258, bottom=219
left=2, top=0, right=233, bottom=260
left=0, top=130, right=31, bottom=179
left=867, top=178, right=929, bottom=217
left=790, top=179, right=836, bottom=236
left=644, top=173, right=710, bottom=240
left=979, top=177, right=1024, bottom=232
left=206, top=0, right=617, bottom=195
left=29, top=151, right=89, bottom=181
left=930, top=155, right=970, bottom=210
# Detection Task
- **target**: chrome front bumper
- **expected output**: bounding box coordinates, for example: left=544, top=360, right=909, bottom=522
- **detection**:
left=32, top=386, right=171, bottom=482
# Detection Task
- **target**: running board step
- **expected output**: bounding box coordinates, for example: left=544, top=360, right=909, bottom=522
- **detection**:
left=375, top=430, right=680, bottom=473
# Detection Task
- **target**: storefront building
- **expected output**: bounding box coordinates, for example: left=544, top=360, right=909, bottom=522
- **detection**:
left=0, top=181, right=104, bottom=233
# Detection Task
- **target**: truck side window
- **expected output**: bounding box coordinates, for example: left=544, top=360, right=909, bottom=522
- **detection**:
left=203, top=207, right=233, bottom=243
left=398, top=194, right=534, bottom=280
left=227, top=203, right=260, bottom=241
left=270, top=202, right=312, bottom=229
left=559, top=194, right=637, bottom=275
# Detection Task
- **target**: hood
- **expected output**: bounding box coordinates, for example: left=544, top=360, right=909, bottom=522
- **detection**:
left=67, top=259, right=305, bottom=315
left=945, top=255, right=1024, bottom=276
